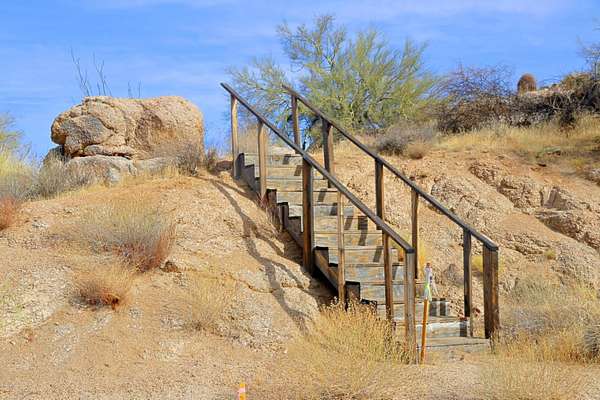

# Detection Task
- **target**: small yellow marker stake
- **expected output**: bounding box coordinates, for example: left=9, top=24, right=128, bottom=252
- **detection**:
left=420, top=298, right=430, bottom=364
left=238, top=383, right=246, bottom=400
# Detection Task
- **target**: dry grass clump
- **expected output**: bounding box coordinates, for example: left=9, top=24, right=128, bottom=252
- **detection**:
left=255, top=302, right=422, bottom=399
left=0, top=197, right=19, bottom=230
left=78, top=197, right=176, bottom=272
left=476, top=359, right=585, bottom=400
left=436, top=115, right=600, bottom=163
left=174, top=272, right=236, bottom=333
left=374, top=122, right=436, bottom=157
left=499, top=273, right=600, bottom=363
left=202, top=147, right=219, bottom=173
left=35, top=153, right=94, bottom=198
left=74, top=263, right=134, bottom=309
left=0, top=157, right=34, bottom=230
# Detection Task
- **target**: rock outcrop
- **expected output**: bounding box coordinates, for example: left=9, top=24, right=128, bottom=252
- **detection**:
left=46, top=96, right=204, bottom=182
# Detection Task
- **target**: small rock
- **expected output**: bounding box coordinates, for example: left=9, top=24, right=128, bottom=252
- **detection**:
left=161, top=260, right=181, bottom=273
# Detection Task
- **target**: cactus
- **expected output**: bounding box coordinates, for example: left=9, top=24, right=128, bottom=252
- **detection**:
left=517, top=73, right=537, bottom=94
left=583, top=324, right=600, bottom=358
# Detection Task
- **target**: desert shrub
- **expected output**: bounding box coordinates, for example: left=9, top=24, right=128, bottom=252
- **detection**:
left=0, top=197, right=19, bottom=230
left=517, top=73, right=537, bottom=94
left=499, top=273, right=600, bottom=363
left=153, top=139, right=204, bottom=176
left=174, top=272, right=235, bottom=333
left=74, top=263, right=134, bottom=309
left=202, top=147, right=219, bottom=173
left=436, top=64, right=514, bottom=133
left=35, top=152, right=94, bottom=198
left=0, top=154, right=35, bottom=230
left=255, top=301, right=422, bottom=399
left=374, top=122, right=437, bottom=156
left=583, top=324, right=600, bottom=359
left=404, top=141, right=429, bottom=159
left=79, top=197, right=176, bottom=272
left=476, top=359, right=585, bottom=400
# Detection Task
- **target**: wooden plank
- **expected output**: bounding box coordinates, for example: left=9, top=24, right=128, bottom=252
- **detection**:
left=483, top=246, right=500, bottom=339
left=383, top=232, right=394, bottom=320
left=375, top=160, right=384, bottom=223
left=230, top=96, right=239, bottom=178
left=463, top=229, right=473, bottom=337
left=302, top=159, right=314, bottom=275
left=336, top=191, right=346, bottom=303
left=411, top=188, right=420, bottom=279
left=257, top=121, right=267, bottom=200
left=322, top=120, right=335, bottom=182
left=404, top=251, right=417, bottom=361
left=291, top=95, right=301, bottom=147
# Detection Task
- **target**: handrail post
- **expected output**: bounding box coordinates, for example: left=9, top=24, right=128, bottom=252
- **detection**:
left=336, top=191, right=346, bottom=303
left=302, top=159, right=315, bottom=275
left=383, top=232, right=394, bottom=321
left=230, top=95, right=239, bottom=178
left=483, top=245, right=500, bottom=339
left=463, top=229, right=473, bottom=337
left=411, top=188, right=420, bottom=279
left=404, top=251, right=417, bottom=361
left=257, top=120, right=267, bottom=200
left=375, top=160, right=384, bottom=224
left=322, top=119, right=335, bottom=183
left=291, top=95, right=301, bottom=147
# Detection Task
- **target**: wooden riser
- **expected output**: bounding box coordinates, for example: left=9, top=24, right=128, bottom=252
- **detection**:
left=243, top=153, right=302, bottom=166
left=315, top=232, right=383, bottom=247
left=359, top=282, right=425, bottom=302
left=343, top=264, right=404, bottom=281
left=325, top=246, right=400, bottom=265
left=266, top=178, right=329, bottom=191
left=276, top=189, right=339, bottom=205
left=288, top=204, right=356, bottom=217
left=376, top=300, right=451, bottom=320
left=414, top=319, right=469, bottom=338
left=418, top=337, right=489, bottom=353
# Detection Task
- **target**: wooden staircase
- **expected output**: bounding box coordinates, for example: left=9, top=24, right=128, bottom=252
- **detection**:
left=240, top=151, right=489, bottom=353
left=222, top=83, right=500, bottom=359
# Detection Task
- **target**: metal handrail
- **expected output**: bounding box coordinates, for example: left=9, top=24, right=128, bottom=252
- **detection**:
left=283, top=84, right=498, bottom=251
left=221, top=82, right=414, bottom=254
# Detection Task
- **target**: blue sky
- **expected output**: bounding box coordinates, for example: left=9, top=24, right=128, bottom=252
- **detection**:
left=1, top=0, right=598, bottom=156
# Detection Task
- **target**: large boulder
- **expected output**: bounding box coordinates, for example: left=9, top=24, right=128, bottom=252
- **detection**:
left=51, top=96, right=204, bottom=160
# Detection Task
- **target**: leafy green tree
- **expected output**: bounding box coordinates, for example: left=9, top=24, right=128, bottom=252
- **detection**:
left=228, top=15, right=437, bottom=146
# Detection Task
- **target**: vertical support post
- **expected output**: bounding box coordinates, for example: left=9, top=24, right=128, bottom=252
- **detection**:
left=257, top=120, right=267, bottom=200
left=336, top=191, right=346, bottom=303
left=383, top=232, right=394, bottom=321
left=411, top=189, right=420, bottom=279
left=230, top=95, right=239, bottom=178
left=291, top=95, right=301, bottom=147
left=483, top=245, right=500, bottom=339
left=375, top=160, right=384, bottom=223
left=322, top=119, right=335, bottom=183
left=404, top=251, right=417, bottom=361
left=463, top=229, right=473, bottom=337
left=302, top=159, right=315, bottom=275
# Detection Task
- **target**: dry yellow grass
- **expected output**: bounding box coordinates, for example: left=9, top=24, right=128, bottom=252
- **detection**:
left=436, top=115, right=600, bottom=163
left=77, top=196, right=176, bottom=272
left=255, top=302, right=423, bottom=399
left=173, top=272, right=236, bottom=334
left=404, top=141, right=429, bottom=159
left=74, top=263, right=135, bottom=309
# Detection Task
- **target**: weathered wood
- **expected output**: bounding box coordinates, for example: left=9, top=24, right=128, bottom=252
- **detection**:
left=291, top=95, right=301, bottom=147
left=404, top=251, right=417, bottom=360
left=463, top=229, right=473, bottom=337
left=383, top=232, right=394, bottom=321
left=230, top=95, right=239, bottom=178
left=257, top=121, right=268, bottom=200
left=302, top=159, right=315, bottom=275
left=322, top=119, right=335, bottom=182
left=336, top=191, right=346, bottom=303
left=483, top=245, right=500, bottom=339
left=411, top=188, right=420, bottom=279
left=375, top=160, right=384, bottom=223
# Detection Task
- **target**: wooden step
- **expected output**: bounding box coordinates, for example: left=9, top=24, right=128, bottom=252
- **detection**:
left=324, top=246, right=400, bottom=265
left=275, top=189, right=339, bottom=205
left=359, top=281, right=425, bottom=301
left=375, top=299, right=451, bottom=320
left=315, top=231, right=383, bottom=247
left=413, top=318, right=469, bottom=338
left=288, top=204, right=356, bottom=217
left=242, top=153, right=302, bottom=166
left=247, top=164, right=327, bottom=180
left=341, top=262, right=404, bottom=281
left=266, top=177, right=329, bottom=191
left=419, top=336, right=489, bottom=352
left=314, top=215, right=376, bottom=231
